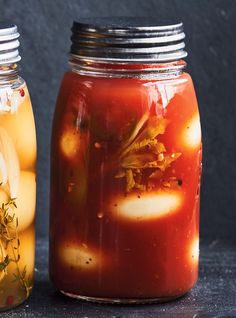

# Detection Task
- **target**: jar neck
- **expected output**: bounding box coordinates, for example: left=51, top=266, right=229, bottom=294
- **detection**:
left=69, top=57, right=186, bottom=79
left=0, top=63, right=19, bottom=85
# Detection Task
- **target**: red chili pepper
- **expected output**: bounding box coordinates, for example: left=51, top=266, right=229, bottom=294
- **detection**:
left=19, top=88, right=25, bottom=97
left=6, top=295, right=14, bottom=306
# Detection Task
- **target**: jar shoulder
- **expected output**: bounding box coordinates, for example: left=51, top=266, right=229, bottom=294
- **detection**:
left=56, top=71, right=198, bottom=106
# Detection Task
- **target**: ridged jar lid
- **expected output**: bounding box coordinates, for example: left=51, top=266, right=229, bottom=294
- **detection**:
left=0, top=23, right=21, bottom=65
left=70, top=17, right=187, bottom=63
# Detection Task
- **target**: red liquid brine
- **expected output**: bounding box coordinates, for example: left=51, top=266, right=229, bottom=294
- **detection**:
left=50, top=19, right=202, bottom=304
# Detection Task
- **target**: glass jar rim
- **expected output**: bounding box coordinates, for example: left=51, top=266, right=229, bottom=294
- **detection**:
left=69, top=58, right=186, bottom=79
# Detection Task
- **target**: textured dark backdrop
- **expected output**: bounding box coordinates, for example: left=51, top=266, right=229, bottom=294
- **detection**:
left=1, top=0, right=236, bottom=239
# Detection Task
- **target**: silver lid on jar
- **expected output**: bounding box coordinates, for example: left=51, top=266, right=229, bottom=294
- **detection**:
left=0, top=23, right=21, bottom=65
left=70, top=18, right=187, bottom=63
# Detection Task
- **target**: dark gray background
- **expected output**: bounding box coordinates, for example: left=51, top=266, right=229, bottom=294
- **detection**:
left=1, top=0, right=236, bottom=239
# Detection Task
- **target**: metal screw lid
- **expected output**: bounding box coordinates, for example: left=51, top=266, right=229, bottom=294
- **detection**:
left=0, top=23, right=21, bottom=65
left=70, top=17, right=187, bottom=63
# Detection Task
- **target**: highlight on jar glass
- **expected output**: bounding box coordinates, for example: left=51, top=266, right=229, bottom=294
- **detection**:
left=0, top=23, right=36, bottom=310
left=50, top=18, right=202, bottom=304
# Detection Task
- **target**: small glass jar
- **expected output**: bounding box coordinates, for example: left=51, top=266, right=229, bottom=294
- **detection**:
left=0, top=23, right=36, bottom=310
left=50, top=18, right=202, bottom=304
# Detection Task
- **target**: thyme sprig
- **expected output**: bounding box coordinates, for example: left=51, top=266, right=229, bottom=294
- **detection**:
left=0, top=199, right=30, bottom=297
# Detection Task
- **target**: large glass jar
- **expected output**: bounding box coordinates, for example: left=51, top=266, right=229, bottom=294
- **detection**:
left=0, top=24, right=36, bottom=310
left=50, top=18, right=202, bottom=304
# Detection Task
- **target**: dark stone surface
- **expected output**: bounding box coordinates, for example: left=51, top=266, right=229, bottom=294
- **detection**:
left=1, top=239, right=236, bottom=318
left=1, top=0, right=236, bottom=239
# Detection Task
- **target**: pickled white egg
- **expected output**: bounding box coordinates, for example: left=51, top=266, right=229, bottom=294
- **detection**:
left=0, top=127, right=20, bottom=198
left=60, top=129, right=80, bottom=160
left=188, top=236, right=199, bottom=265
left=113, top=191, right=183, bottom=221
left=182, top=114, right=201, bottom=150
left=0, top=88, right=37, bottom=170
left=15, top=171, right=36, bottom=233
left=59, top=242, right=102, bottom=271
left=0, top=171, right=36, bottom=233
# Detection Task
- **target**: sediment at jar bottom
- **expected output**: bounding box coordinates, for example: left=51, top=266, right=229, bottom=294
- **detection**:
left=0, top=224, right=35, bottom=309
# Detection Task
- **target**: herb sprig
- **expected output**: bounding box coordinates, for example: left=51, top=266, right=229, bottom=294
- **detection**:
left=0, top=199, right=30, bottom=297
left=115, top=114, right=181, bottom=192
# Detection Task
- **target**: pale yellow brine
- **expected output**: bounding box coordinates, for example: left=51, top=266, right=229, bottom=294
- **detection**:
left=0, top=23, right=36, bottom=310
left=0, top=83, right=36, bottom=309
